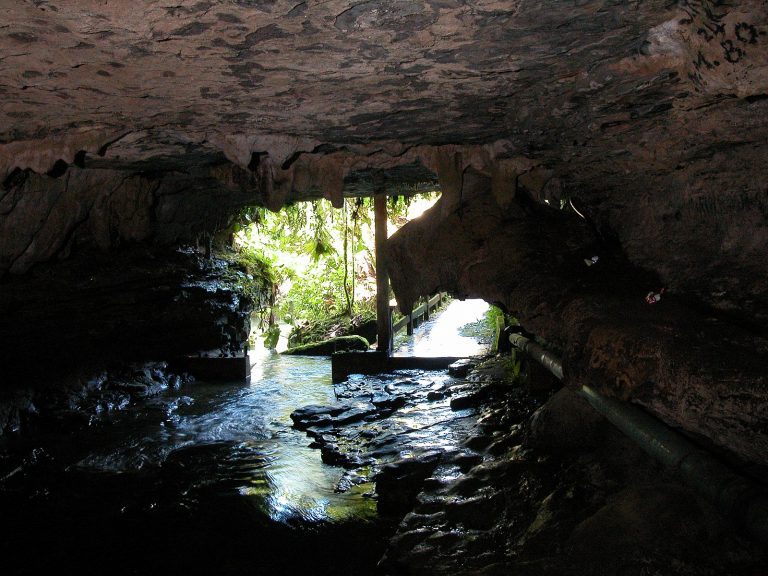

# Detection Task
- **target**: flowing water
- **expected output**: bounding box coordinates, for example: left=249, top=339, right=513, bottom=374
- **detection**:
left=0, top=299, right=492, bottom=575
left=394, top=299, right=490, bottom=357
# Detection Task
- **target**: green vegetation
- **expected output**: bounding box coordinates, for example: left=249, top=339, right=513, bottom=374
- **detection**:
left=217, top=247, right=276, bottom=309
left=231, top=193, right=439, bottom=349
left=262, top=324, right=281, bottom=350
left=505, top=350, right=524, bottom=382
left=281, top=335, right=370, bottom=356
left=459, top=305, right=504, bottom=341
left=288, top=311, right=376, bottom=349
left=458, top=305, right=519, bottom=354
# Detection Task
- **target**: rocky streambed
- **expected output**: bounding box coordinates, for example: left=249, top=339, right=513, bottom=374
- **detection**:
left=1, top=352, right=763, bottom=575
left=288, top=360, right=531, bottom=516
left=291, top=355, right=764, bottom=575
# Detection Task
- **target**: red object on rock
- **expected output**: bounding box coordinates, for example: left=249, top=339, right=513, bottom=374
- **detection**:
left=645, top=288, right=666, bottom=304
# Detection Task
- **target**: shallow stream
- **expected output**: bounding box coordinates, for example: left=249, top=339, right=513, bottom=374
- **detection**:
left=0, top=300, right=491, bottom=575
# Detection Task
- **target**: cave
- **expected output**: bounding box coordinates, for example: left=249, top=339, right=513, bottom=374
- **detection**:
left=1, top=1, right=767, bottom=575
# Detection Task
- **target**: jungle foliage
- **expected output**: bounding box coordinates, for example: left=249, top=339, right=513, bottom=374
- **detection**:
left=232, top=193, right=438, bottom=348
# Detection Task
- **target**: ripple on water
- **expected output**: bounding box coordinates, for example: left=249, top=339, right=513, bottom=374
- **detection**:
left=13, top=333, right=485, bottom=530
left=62, top=353, right=384, bottom=524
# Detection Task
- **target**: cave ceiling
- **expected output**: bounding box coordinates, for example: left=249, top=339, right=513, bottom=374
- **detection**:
left=2, top=0, right=667, bottom=149
left=1, top=0, right=767, bottom=316
left=1, top=0, right=765, bottom=186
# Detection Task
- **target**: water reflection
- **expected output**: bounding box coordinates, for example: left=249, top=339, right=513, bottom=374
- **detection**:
left=69, top=352, right=375, bottom=524
left=9, top=300, right=491, bottom=530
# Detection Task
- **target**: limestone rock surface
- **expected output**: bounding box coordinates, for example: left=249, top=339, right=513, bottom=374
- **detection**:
left=1, top=0, right=768, bottom=464
left=387, top=191, right=768, bottom=466
left=1, top=0, right=766, bottom=318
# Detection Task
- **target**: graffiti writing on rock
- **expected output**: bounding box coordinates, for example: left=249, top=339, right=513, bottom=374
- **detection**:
left=735, top=22, right=758, bottom=44
left=683, top=0, right=763, bottom=74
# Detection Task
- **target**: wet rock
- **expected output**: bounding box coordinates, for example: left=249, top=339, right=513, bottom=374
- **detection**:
left=430, top=381, right=447, bottom=392
left=293, top=390, right=410, bottom=433
left=515, top=484, right=594, bottom=556
left=524, top=387, right=606, bottom=452
left=88, top=390, right=131, bottom=415
left=379, top=357, right=763, bottom=576
left=320, top=443, right=364, bottom=468
left=563, top=486, right=742, bottom=576
left=0, top=361, right=191, bottom=438
left=0, top=390, right=35, bottom=435
left=447, top=451, right=484, bottom=472
left=365, top=434, right=403, bottom=460
left=448, top=359, right=475, bottom=377
left=376, top=450, right=444, bottom=516
left=0, top=446, right=57, bottom=488
left=290, top=404, right=348, bottom=430
left=462, top=433, right=494, bottom=452
left=335, top=469, right=370, bottom=493
left=449, top=383, right=502, bottom=409
left=106, top=362, right=174, bottom=399
left=467, top=356, right=520, bottom=383
left=476, top=407, right=507, bottom=432
left=334, top=406, right=380, bottom=425
left=371, top=395, right=407, bottom=411
left=486, top=432, right=522, bottom=456
left=388, top=378, right=420, bottom=390
left=444, top=490, right=505, bottom=531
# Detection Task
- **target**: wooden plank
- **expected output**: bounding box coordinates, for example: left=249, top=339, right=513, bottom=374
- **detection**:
left=411, top=302, right=427, bottom=318
left=391, top=292, right=446, bottom=336
left=392, top=315, right=409, bottom=333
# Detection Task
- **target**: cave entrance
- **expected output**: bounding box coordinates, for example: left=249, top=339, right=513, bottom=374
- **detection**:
left=392, top=298, right=492, bottom=358
left=232, top=190, right=440, bottom=356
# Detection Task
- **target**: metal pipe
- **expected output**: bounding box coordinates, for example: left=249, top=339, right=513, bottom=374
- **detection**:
left=509, top=332, right=563, bottom=380
left=509, top=332, right=768, bottom=545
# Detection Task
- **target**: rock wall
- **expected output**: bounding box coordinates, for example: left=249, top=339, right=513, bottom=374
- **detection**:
left=1, top=247, right=254, bottom=390
left=1, top=0, right=768, bottom=462
left=0, top=163, right=263, bottom=275
left=387, top=186, right=768, bottom=467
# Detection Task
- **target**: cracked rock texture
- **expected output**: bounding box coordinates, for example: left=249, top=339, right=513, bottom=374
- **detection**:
left=1, top=0, right=766, bottom=313
left=387, top=190, right=768, bottom=467
left=1, top=247, right=254, bottom=388
left=1, top=1, right=768, bottom=462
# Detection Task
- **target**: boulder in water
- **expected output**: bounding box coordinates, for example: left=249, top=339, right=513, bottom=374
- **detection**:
left=282, top=335, right=370, bottom=356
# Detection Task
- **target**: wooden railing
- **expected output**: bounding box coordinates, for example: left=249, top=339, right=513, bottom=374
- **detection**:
left=332, top=293, right=453, bottom=381
left=391, top=293, right=447, bottom=336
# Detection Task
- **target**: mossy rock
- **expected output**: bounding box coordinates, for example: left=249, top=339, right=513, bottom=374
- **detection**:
left=282, top=335, right=370, bottom=356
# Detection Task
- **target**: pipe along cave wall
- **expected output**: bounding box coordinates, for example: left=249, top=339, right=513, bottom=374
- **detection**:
left=1, top=0, right=767, bottom=574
